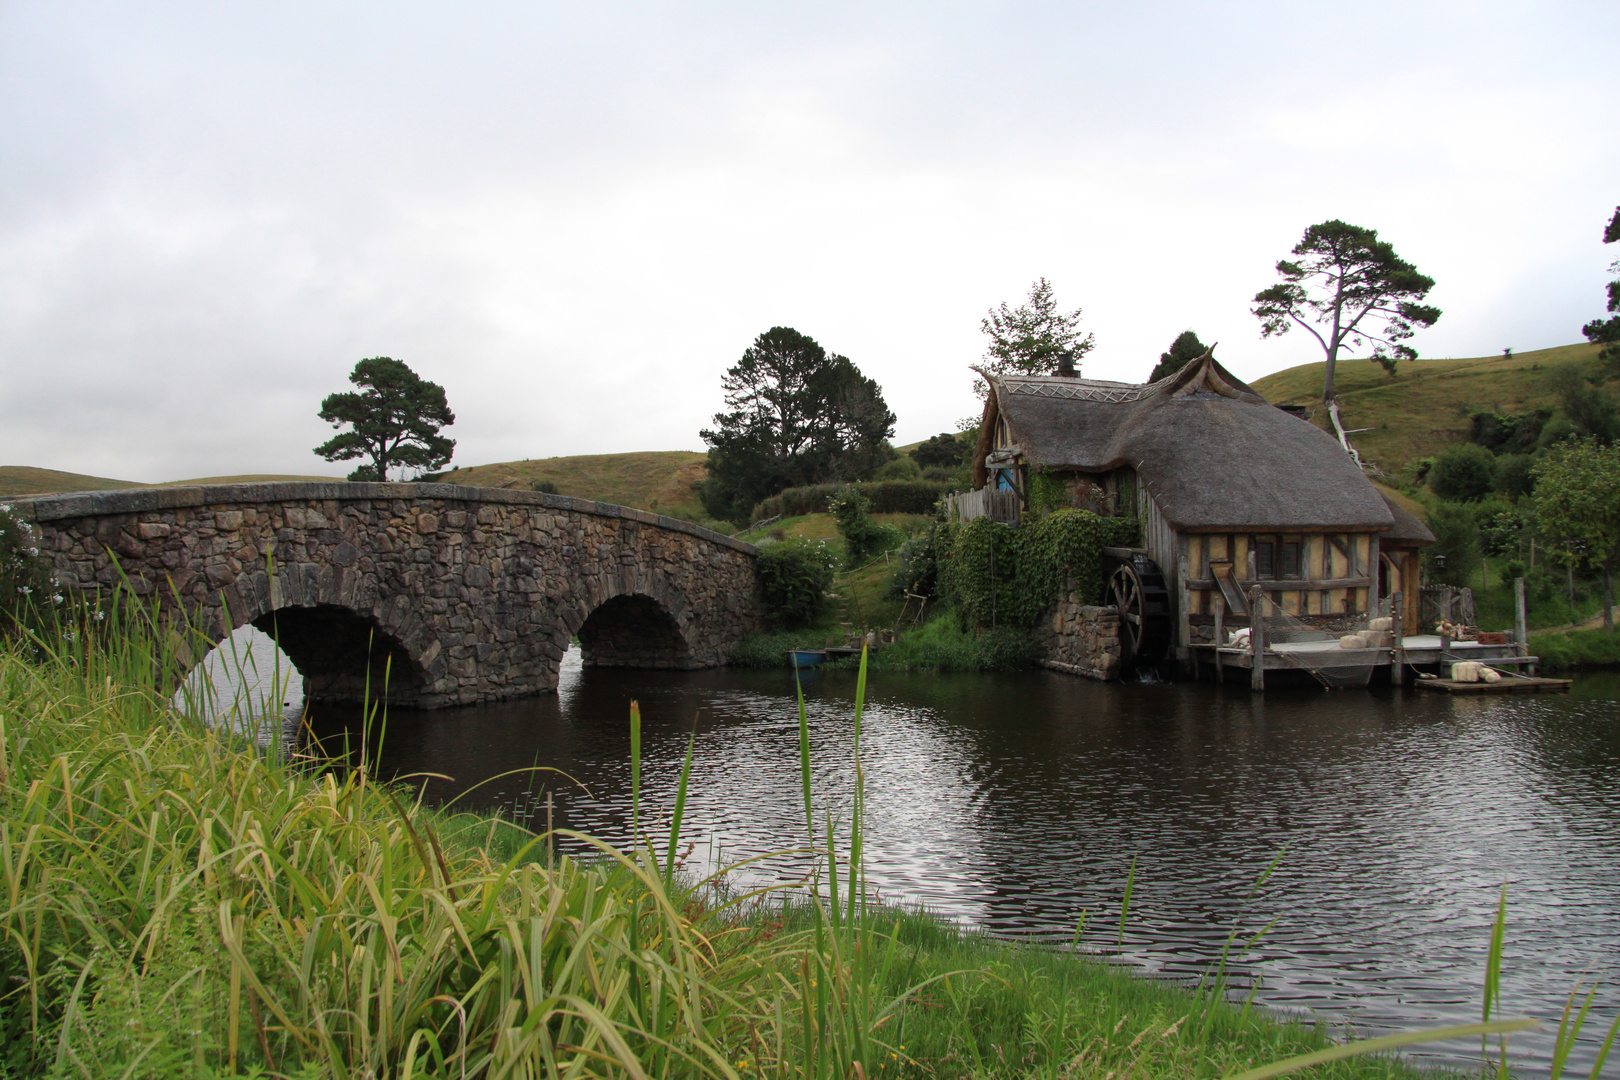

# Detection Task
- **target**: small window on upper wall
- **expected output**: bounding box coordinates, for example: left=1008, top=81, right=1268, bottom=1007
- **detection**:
left=1280, top=540, right=1303, bottom=579
left=1254, top=539, right=1276, bottom=578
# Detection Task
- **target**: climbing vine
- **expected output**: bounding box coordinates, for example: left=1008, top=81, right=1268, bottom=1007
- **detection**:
left=935, top=509, right=1138, bottom=629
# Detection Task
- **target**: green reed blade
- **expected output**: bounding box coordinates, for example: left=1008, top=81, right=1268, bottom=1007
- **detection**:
left=1117, top=853, right=1137, bottom=948
left=1223, top=1018, right=1536, bottom=1080
left=665, top=723, right=696, bottom=891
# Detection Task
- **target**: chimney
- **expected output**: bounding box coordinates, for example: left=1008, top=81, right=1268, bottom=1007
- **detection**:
left=1056, top=349, right=1077, bottom=378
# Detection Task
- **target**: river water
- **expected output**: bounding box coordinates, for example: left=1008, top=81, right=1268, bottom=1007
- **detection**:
left=199, top=633, right=1620, bottom=1073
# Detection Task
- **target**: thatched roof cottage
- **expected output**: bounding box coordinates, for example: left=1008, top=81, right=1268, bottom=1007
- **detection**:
left=963, top=351, right=1434, bottom=665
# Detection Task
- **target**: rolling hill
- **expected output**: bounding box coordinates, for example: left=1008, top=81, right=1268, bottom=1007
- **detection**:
left=1250, top=341, right=1604, bottom=480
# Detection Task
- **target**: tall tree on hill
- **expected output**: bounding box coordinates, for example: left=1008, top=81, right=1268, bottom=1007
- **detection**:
left=1534, top=438, right=1620, bottom=631
left=700, top=328, right=896, bottom=523
left=1148, top=330, right=1207, bottom=382
left=1583, top=205, right=1620, bottom=377
left=1252, top=220, right=1440, bottom=454
left=978, top=278, right=1094, bottom=393
left=315, top=357, right=455, bottom=481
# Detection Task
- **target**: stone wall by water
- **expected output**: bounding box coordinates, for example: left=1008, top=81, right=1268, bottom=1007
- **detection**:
left=1035, top=596, right=1121, bottom=681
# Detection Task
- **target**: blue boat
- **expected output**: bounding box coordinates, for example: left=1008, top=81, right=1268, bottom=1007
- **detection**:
left=786, top=649, right=827, bottom=668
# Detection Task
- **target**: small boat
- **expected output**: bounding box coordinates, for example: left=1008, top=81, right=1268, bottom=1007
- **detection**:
left=786, top=649, right=827, bottom=668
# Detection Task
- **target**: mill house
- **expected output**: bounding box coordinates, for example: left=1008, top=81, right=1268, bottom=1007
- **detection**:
left=958, top=351, right=1441, bottom=680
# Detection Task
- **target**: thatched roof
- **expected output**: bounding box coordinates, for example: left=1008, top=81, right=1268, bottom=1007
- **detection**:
left=1376, top=492, right=1436, bottom=546
left=986, top=353, right=1395, bottom=533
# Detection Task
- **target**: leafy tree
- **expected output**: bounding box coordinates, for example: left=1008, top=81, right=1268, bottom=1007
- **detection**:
left=1148, top=330, right=1207, bottom=382
left=979, top=278, right=1094, bottom=389
left=1493, top=454, right=1536, bottom=499
left=1423, top=501, right=1481, bottom=589
left=1534, top=438, right=1620, bottom=630
left=1253, top=220, right=1440, bottom=451
left=1582, top=206, right=1620, bottom=376
left=1545, top=366, right=1620, bottom=446
left=1427, top=443, right=1496, bottom=502
left=315, top=357, right=455, bottom=481
left=910, top=432, right=970, bottom=469
left=700, top=328, right=896, bottom=523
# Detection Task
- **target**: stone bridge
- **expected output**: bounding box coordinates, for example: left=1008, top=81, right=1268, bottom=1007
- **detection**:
left=12, top=482, right=762, bottom=708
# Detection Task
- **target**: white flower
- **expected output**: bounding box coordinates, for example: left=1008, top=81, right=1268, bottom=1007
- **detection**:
left=52, top=593, right=63, bottom=604
left=17, top=586, right=31, bottom=595
left=94, top=611, right=106, bottom=621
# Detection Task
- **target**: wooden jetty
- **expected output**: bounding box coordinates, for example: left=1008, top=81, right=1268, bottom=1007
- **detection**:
left=1415, top=673, right=1571, bottom=694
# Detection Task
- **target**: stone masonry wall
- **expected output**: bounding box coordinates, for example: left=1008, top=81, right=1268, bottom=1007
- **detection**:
left=12, top=482, right=762, bottom=708
left=1035, top=595, right=1122, bottom=681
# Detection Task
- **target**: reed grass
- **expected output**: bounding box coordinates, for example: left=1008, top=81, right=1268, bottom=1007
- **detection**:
left=0, top=593, right=1606, bottom=1078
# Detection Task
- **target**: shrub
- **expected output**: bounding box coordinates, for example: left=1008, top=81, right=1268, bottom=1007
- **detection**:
left=530, top=479, right=559, bottom=494
left=0, top=502, right=55, bottom=638
left=755, top=538, right=836, bottom=628
left=752, top=479, right=951, bottom=521
left=889, top=522, right=947, bottom=599
left=845, top=617, right=1039, bottom=672
left=1428, top=443, right=1496, bottom=502
left=828, top=486, right=904, bottom=565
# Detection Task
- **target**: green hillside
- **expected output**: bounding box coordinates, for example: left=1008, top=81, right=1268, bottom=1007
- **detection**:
left=433, top=451, right=709, bottom=515
left=1251, top=341, right=1604, bottom=479
left=0, top=466, right=142, bottom=498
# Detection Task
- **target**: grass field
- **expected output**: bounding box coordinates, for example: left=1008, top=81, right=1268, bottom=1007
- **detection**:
left=0, top=466, right=343, bottom=498
left=1251, top=342, right=1604, bottom=480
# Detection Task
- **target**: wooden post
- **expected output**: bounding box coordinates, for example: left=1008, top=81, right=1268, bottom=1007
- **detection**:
left=1213, top=593, right=1225, bottom=684
left=1250, top=585, right=1266, bottom=692
left=1515, top=577, right=1533, bottom=677
left=1177, top=551, right=1192, bottom=675
left=1390, top=590, right=1405, bottom=685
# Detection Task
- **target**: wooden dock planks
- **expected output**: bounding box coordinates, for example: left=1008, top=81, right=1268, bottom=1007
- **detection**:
left=1414, top=675, right=1571, bottom=694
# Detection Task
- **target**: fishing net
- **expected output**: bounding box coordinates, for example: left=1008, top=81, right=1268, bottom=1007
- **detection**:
left=1247, top=594, right=1395, bottom=689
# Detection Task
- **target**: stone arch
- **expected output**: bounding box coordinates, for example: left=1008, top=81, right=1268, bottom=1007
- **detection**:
left=250, top=604, right=428, bottom=704
left=575, top=593, right=697, bottom=669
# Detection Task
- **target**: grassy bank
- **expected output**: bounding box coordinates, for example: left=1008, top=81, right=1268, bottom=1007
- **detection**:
left=1, top=609, right=1558, bottom=1078
left=729, top=618, right=1040, bottom=674
left=1528, top=627, right=1620, bottom=671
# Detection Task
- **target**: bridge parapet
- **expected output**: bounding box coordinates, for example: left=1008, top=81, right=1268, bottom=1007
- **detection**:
left=11, top=482, right=762, bottom=708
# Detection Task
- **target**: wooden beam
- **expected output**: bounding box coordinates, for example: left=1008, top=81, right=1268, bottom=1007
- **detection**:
left=1184, top=577, right=1374, bottom=591
left=1214, top=593, right=1225, bottom=683
left=1250, top=585, right=1266, bottom=692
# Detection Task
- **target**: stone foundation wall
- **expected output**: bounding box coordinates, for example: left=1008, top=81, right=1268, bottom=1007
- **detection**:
left=13, top=482, right=763, bottom=708
left=1035, top=596, right=1122, bottom=681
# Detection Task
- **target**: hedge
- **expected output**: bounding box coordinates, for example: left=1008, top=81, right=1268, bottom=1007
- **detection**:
left=753, top=480, right=953, bottom=522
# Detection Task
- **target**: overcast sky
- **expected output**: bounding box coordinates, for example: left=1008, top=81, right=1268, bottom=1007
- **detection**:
left=2, top=1, right=1617, bottom=482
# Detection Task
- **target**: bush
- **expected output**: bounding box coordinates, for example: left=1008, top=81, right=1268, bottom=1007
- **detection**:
left=873, top=455, right=921, bottom=480
left=752, top=480, right=951, bottom=521
left=828, top=486, right=905, bottom=565
left=1428, top=443, right=1496, bottom=502
left=726, top=629, right=831, bottom=666
left=530, top=479, right=559, bottom=494
left=755, top=538, right=837, bottom=628
left=0, top=502, right=56, bottom=638
left=889, top=522, right=947, bottom=599
left=1423, top=501, right=1481, bottom=586
left=1493, top=453, right=1536, bottom=498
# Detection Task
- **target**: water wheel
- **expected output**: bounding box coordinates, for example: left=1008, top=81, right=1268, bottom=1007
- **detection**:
left=1106, top=555, right=1172, bottom=667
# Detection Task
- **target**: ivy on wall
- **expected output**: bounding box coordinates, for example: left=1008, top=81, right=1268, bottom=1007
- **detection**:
left=936, top=509, right=1138, bottom=629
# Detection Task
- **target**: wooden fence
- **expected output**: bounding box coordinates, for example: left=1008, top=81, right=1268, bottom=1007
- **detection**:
left=942, top=487, right=1021, bottom=525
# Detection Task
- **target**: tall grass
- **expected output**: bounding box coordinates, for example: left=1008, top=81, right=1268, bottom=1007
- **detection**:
left=0, top=593, right=1604, bottom=1078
